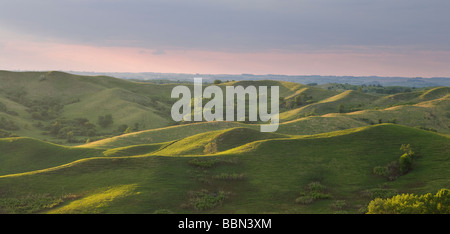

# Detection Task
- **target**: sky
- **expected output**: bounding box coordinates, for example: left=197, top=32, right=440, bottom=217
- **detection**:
left=0, top=0, right=449, bottom=77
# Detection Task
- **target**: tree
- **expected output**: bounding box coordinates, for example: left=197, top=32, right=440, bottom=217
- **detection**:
left=124, top=127, right=132, bottom=134
left=98, top=114, right=113, bottom=128
left=367, top=188, right=450, bottom=214
left=338, top=104, right=345, bottom=113
left=399, top=144, right=414, bottom=174
left=66, top=131, right=74, bottom=143
left=213, top=79, right=222, bottom=84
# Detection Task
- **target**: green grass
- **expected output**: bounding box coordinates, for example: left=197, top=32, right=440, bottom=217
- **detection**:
left=155, top=127, right=288, bottom=156
left=102, top=142, right=169, bottom=157
left=0, top=137, right=103, bottom=176
left=0, top=124, right=449, bottom=214
left=81, top=121, right=255, bottom=149
left=1, top=71, right=450, bottom=214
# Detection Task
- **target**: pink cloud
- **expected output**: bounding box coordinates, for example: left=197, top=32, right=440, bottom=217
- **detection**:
left=1, top=39, right=450, bottom=78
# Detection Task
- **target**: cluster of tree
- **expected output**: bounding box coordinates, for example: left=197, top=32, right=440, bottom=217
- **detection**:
left=5, top=89, right=63, bottom=120
left=28, top=100, right=64, bottom=120
left=373, top=144, right=416, bottom=180
left=115, top=122, right=141, bottom=135
left=279, top=93, right=314, bottom=110
left=42, top=118, right=97, bottom=143
left=98, top=114, right=113, bottom=128
left=367, top=188, right=450, bottom=214
left=326, top=83, right=415, bottom=94
left=0, top=117, right=20, bottom=131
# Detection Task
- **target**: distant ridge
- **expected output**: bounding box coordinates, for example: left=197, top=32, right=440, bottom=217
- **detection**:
left=68, top=71, right=450, bottom=87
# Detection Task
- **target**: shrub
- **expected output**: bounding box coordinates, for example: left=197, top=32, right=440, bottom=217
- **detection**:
left=363, top=188, right=398, bottom=200
left=187, top=190, right=226, bottom=210
left=212, top=173, right=246, bottom=181
left=98, top=114, right=113, bottom=128
left=367, top=188, right=450, bottom=214
left=188, top=158, right=220, bottom=168
left=188, top=157, right=238, bottom=169
left=295, top=181, right=331, bottom=205
left=330, top=200, right=347, bottom=211
left=295, top=195, right=314, bottom=205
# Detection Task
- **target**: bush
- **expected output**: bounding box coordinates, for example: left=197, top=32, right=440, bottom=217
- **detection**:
left=367, top=188, right=450, bottom=214
left=0, top=117, right=20, bottom=131
left=188, top=158, right=220, bottom=168
left=330, top=200, right=347, bottom=211
left=186, top=189, right=226, bottom=210
left=373, top=144, right=416, bottom=180
left=212, top=173, right=246, bottom=181
left=295, top=181, right=331, bottom=205
left=295, top=195, right=314, bottom=205
left=98, top=114, right=114, bottom=128
left=187, top=157, right=238, bottom=169
left=363, top=188, right=398, bottom=200
left=399, top=144, right=415, bottom=174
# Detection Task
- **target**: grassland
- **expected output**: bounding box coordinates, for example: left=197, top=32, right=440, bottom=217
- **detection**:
left=0, top=71, right=449, bottom=214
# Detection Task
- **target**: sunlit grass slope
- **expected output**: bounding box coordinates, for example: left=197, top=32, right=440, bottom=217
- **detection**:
left=280, top=90, right=379, bottom=121
left=0, top=124, right=449, bottom=214
left=80, top=121, right=256, bottom=149
left=0, top=137, right=102, bottom=176
left=155, top=127, right=288, bottom=156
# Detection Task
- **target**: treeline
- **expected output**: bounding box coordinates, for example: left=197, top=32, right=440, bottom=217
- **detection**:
left=326, top=83, right=416, bottom=94
left=36, top=114, right=143, bottom=143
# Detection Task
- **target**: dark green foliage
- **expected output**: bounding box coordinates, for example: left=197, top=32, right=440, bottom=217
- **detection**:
left=326, top=83, right=417, bottom=95
left=25, top=98, right=64, bottom=120
left=42, top=118, right=97, bottom=142
left=330, top=200, right=347, bottom=211
left=186, top=189, right=226, bottom=210
left=188, top=158, right=221, bottom=168
left=373, top=161, right=400, bottom=181
left=338, top=104, right=345, bottom=113
left=116, top=124, right=129, bottom=134
left=0, top=117, right=19, bottom=131
left=187, top=158, right=238, bottom=169
left=295, top=182, right=331, bottom=205
left=399, top=144, right=415, bottom=174
left=212, top=173, right=246, bottom=181
left=98, top=114, right=113, bottom=128
left=373, top=144, right=416, bottom=180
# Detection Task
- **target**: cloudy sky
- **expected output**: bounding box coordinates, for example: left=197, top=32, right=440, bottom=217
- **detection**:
left=1, top=0, right=449, bottom=77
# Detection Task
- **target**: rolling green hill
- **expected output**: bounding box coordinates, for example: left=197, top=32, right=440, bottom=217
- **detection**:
left=0, top=71, right=449, bottom=214
left=0, top=124, right=449, bottom=214
left=0, top=137, right=102, bottom=176
left=155, top=127, right=288, bottom=156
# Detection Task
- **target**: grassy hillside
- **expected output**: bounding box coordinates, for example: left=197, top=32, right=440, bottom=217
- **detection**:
left=80, top=121, right=255, bottom=149
left=280, top=90, right=379, bottom=121
left=155, top=127, right=288, bottom=156
left=0, top=137, right=102, bottom=176
left=1, top=71, right=449, bottom=214
left=0, top=70, right=177, bottom=143
left=0, top=124, right=449, bottom=214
